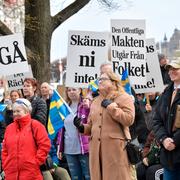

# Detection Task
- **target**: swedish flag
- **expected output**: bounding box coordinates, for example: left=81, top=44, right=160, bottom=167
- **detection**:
left=88, top=79, right=99, bottom=93
left=48, top=90, right=71, bottom=139
left=121, top=69, right=132, bottom=95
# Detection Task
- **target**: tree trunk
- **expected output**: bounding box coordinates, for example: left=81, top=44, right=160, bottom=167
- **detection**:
left=24, top=0, right=90, bottom=83
left=25, top=0, right=52, bottom=83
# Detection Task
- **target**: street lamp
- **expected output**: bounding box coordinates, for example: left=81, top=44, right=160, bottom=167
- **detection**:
left=59, top=59, right=63, bottom=85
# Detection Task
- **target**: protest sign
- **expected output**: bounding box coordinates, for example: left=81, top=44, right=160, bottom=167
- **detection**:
left=111, top=19, right=147, bottom=85
left=0, top=33, right=29, bottom=76
left=133, top=38, right=164, bottom=93
left=66, top=30, right=109, bottom=88
left=6, top=65, right=33, bottom=90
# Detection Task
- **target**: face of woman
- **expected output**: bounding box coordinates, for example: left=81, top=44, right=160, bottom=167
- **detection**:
left=98, top=73, right=113, bottom=93
left=67, top=88, right=81, bottom=102
left=23, top=81, right=36, bottom=97
left=10, top=92, right=20, bottom=103
left=13, top=106, right=27, bottom=119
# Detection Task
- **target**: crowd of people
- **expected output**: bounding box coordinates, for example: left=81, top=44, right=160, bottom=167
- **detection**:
left=0, top=53, right=180, bottom=180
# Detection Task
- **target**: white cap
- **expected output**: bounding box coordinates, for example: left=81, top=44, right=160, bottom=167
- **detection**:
left=165, top=57, right=180, bottom=69
left=13, top=98, right=32, bottom=112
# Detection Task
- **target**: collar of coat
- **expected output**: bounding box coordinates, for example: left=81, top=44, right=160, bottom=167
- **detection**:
left=101, top=90, right=121, bottom=100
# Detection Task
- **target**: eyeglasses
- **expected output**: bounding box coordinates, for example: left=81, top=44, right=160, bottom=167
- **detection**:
left=98, top=77, right=111, bottom=82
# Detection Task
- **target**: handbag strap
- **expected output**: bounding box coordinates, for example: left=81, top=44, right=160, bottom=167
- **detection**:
left=119, top=123, right=130, bottom=142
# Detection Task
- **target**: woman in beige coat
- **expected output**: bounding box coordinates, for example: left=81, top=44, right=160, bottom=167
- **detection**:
left=74, top=71, right=135, bottom=180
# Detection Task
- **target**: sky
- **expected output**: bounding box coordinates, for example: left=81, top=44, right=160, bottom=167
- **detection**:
left=50, top=0, right=180, bottom=61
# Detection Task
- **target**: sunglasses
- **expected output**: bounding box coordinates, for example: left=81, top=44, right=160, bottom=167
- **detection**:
left=15, top=100, right=29, bottom=108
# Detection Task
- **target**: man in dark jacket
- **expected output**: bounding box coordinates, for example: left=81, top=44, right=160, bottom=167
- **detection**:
left=40, top=82, right=52, bottom=128
left=152, top=58, right=180, bottom=179
left=40, top=82, right=71, bottom=180
left=130, top=89, right=149, bottom=146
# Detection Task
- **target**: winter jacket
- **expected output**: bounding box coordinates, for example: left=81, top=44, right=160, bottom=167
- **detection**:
left=1, top=114, right=51, bottom=180
left=29, top=95, right=47, bottom=126
left=140, top=96, right=159, bottom=131
left=142, top=131, right=160, bottom=158
left=57, top=100, right=90, bottom=154
left=152, top=82, right=180, bottom=169
left=91, top=88, right=148, bottom=145
left=77, top=102, right=90, bottom=153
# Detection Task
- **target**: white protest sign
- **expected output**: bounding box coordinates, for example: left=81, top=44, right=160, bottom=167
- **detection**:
left=0, top=33, right=29, bottom=76
left=6, top=65, right=33, bottom=91
left=66, top=30, right=109, bottom=88
left=111, top=19, right=147, bottom=84
left=133, top=38, right=164, bottom=93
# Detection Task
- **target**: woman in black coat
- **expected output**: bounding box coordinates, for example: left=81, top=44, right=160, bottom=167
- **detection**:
left=23, top=78, right=47, bottom=126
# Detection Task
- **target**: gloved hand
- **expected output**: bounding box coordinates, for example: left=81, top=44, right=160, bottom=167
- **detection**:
left=101, top=99, right=113, bottom=108
left=73, top=116, right=84, bottom=133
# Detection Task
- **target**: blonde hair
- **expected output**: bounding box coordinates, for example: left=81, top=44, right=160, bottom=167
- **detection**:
left=100, top=62, right=112, bottom=70
left=105, top=71, right=125, bottom=94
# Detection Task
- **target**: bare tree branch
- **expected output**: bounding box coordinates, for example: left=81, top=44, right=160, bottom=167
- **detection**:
left=97, top=0, right=132, bottom=11
left=0, top=20, right=13, bottom=35
left=51, top=0, right=90, bottom=31
left=97, top=0, right=120, bottom=10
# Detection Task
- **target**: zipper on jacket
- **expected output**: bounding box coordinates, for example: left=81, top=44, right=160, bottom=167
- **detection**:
left=79, top=132, right=84, bottom=154
left=17, top=130, right=20, bottom=180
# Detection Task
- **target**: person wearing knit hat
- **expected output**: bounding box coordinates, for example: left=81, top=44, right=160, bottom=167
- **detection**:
left=1, top=98, right=51, bottom=180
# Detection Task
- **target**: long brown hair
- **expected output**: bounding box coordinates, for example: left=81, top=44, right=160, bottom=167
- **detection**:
left=65, top=87, right=82, bottom=105
left=10, top=90, right=22, bottom=98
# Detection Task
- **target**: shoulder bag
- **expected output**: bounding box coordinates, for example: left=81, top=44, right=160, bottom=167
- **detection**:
left=120, top=124, right=142, bottom=165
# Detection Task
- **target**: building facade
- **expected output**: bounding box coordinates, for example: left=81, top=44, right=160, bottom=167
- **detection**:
left=160, top=28, right=180, bottom=60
